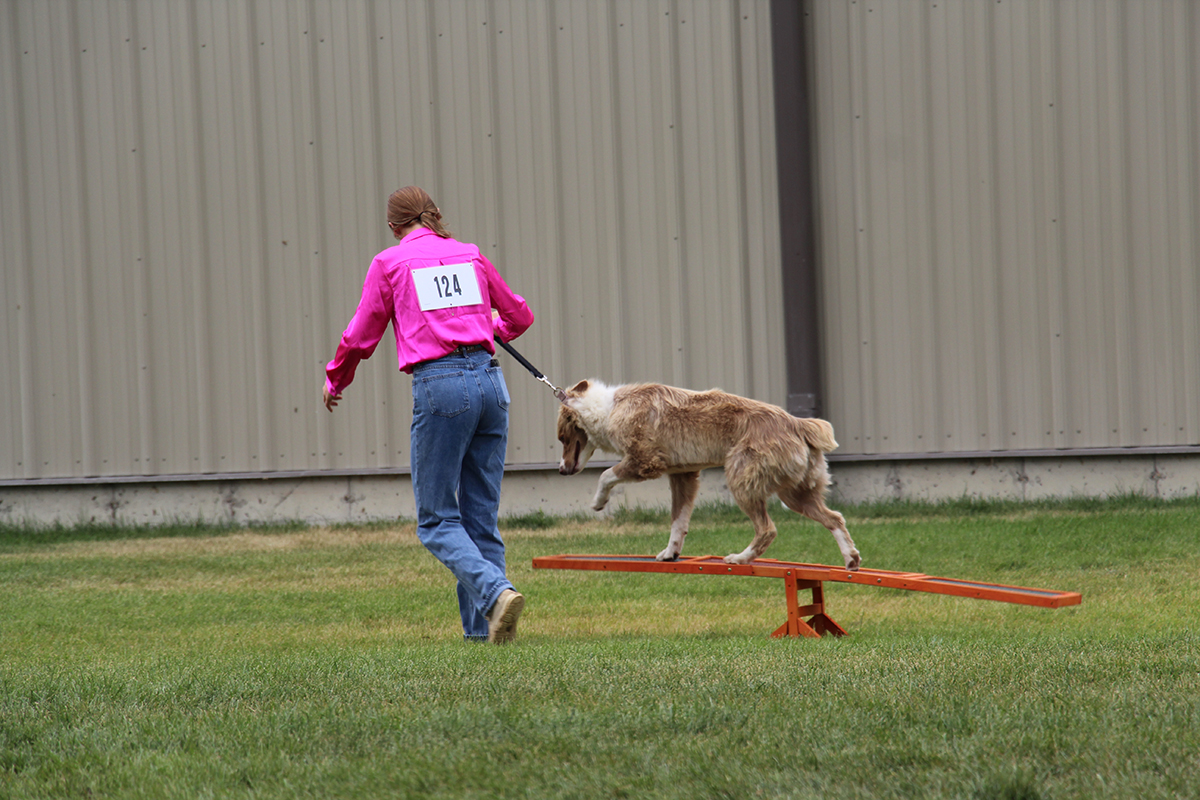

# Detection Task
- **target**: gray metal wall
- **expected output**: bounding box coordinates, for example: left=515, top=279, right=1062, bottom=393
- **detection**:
left=7, top=0, right=1198, bottom=499
left=1, top=0, right=785, bottom=483
left=809, top=0, right=1200, bottom=458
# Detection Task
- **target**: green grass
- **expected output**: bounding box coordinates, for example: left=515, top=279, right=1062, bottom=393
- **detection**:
left=1, top=498, right=1198, bottom=799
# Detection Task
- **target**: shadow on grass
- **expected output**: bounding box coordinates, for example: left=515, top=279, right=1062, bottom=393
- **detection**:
left=974, top=772, right=1045, bottom=800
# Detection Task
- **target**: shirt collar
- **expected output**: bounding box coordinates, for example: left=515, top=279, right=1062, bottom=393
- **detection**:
left=400, top=227, right=436, bottom=244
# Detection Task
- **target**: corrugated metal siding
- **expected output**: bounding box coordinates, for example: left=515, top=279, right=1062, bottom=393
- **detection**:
left=0, top=0, right=785, bottom=481
left=809, top=0, right=1200, bottom=457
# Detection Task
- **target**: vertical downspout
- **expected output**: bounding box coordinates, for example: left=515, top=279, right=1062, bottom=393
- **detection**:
left=770, top=0, right=822, bottom=419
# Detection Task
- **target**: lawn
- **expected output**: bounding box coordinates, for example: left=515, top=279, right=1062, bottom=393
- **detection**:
left=1, top=497, right=1197, bottom=799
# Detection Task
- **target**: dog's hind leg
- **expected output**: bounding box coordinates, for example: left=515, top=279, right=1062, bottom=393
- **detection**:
left=779, top=484, right=861, bottom=571
left=722, top=494, right=777, bottom=565
left=657, top=471, right=700, bottom=561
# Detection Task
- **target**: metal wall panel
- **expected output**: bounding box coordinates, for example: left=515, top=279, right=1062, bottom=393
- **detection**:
left=0, top=0, right=785, bottom=481
left=808, top=0, right=1200, bottom=457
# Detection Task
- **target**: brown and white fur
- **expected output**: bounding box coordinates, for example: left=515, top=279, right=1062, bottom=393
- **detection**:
left=556, top=379, right=860, bottom=569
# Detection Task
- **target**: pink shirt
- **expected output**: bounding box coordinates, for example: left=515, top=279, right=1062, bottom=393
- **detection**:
left=325, top=228, right=534, bottom=394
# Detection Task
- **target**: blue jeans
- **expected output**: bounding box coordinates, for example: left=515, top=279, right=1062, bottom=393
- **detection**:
left=411, top=349, right=514, bottom=641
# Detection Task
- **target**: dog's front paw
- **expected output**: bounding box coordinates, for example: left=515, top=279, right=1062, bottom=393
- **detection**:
left=845, top=550, right=861, bottom=571
left=655, top=547, right=680, bottom=562
left=722, top=551, right=754, bottom=565
left=591, top=497, right=609, bottom=512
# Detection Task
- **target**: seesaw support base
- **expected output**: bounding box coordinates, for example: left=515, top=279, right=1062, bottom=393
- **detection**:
left=772, top=575, right=847, bottom=638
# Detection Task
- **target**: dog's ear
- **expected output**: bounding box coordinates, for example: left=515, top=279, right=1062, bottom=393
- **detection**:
left=559, top=379, right=589, bottom=410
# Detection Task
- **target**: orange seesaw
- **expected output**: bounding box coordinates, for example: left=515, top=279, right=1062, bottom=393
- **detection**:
left=531, top=554, right=1082, bottom=638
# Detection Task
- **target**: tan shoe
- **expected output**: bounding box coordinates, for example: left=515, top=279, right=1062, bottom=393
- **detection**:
left=487, top=589, right=525, bottom=644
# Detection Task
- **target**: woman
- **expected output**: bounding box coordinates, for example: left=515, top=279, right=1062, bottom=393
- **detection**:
left=323, top=186, right=534, bottom=644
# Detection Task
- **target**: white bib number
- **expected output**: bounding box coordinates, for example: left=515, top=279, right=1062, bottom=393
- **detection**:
left=412, top=262, right=483, bottom=311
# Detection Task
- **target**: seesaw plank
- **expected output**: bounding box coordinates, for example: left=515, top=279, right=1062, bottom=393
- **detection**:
left=532, top=554, right=1082, bottom=615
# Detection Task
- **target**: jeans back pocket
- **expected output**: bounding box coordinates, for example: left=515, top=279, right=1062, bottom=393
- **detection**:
left=486, top=366, right=511, bottom=409
left=417, top=371, right=471, bottom=418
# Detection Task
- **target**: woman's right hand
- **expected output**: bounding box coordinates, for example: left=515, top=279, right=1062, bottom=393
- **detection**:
left=323, top=385, right=342, bottom=412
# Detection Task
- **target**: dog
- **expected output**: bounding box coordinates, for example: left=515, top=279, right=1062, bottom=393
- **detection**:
left=556, top=379, right=860, bottom=570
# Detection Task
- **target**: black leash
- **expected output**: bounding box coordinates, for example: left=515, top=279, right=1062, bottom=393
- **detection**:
left=494, top=337, right=566, bottom=402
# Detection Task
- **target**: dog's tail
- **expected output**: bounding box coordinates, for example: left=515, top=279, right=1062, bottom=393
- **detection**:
left=795, top=417, right=838, bottom=453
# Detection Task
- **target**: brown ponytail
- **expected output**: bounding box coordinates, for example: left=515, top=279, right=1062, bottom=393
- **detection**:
left=387, top=186, right=451, bottom=238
